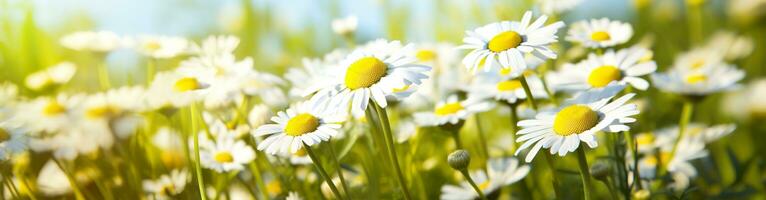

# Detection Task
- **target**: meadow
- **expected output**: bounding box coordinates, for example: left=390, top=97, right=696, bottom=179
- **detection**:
left=0, top=0, right=765, bottom=199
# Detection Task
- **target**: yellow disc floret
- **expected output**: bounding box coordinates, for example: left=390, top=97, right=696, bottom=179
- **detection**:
left=590, top=31, right=611, bottom=42
left=496, top=80, right=523, bottom=91
left=284, top=113, right=320, bottom=136
left=416, top=50, right=437, bottom=61
left=43, top=100, right=66, bottom=116
left=685, top=74, right=707, bottom=84
left=435, top=103, right=464, bottom=116
left=174, top=77, right=202, bottom=92
left=344, top=57, right=388, bottom=89
left=214, top=151, right=234, bottom=163
left=587, top=65, right=622, bottom=88
left=488, top=31, right=523, bottom=52
left=553, top=105, right=600, bottom=136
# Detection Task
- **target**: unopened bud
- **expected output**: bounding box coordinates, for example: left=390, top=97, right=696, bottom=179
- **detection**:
left=448, top=149, right=471, bottom=170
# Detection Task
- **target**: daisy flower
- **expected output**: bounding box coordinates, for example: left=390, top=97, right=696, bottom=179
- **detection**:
left=152, top=127, right=186, bottom=168
left=537, top=0, right=583, bottom=15
left=190, top=35, right=240, bottom=56
left=468, top=72, right=548, bottom=104
left=440, top=157, right=530, bottom=200
left=79, top=86, right=146, bottom=139
left=567, top=18, right=633, bottom=48
left=414, top=95, right=494, bottom=127
left=253, top=100, right=345, bottom=155
left=515, top=84, right=639, bottom=162
left=199, top=133, right=256, bottom=172
left=60, top=31, right=125, bottom=52
left=651, top=64, right=744, bottom=96
left=145, top=71, right=210, bottom=110
left=671, top=48, right=724, bottom=71
left=331, top=15, right=358, bottom=36
left=548, top=47, right=657, bottom=92
left=133, top=35, right=190, bottom=59
left=24, top=62, right=77, bottom=91
left=460, top=11, right=565, bottom=74
left=143, top=169, right=190, bottom=199
left=316, top=39, right=431, bottom=117
left=704, top=31, right=753, bottom=61
left=13, top=94, right=83, bottom=134
left=285, top=50, right=347, bottom=98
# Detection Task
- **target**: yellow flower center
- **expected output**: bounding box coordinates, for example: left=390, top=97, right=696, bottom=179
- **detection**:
left=214, top=151, right=234, bottom=163
left=174, top=77, right=202, bottom=92
left=0, top=128, right=10, bottom=143
left=43, top=100, right=66, bottom=116
left=144, top=41, right=162, bottom=51
left=293, top=148, right=308, bottom=157
left=86, top=106, right=120, bottom=119
left=587, top=65, right=622, bottom=88
left=393, top=85, right=411, bottom=93
left=434, top=103, right=464, bottom=116
left=635, top=134, right=655, bottom=146
left=344, top=57, right=388, bottom=90
left=496, top=80, right=523, bottom=91
left=488, top=31, right=523, bottom=52
left=690, top=59, right=705, bottom=69
left=685, top=74, right=707, bottom=84
left=590, top=31, right=611, bottom=42
left=284, top=113, right=320, bottom=136
left=160, top=184, right=176, bottom=195
left=644, top=152, right=672, bottom=166
left=416, top=50, right=437, bottom=61
left=478, top=181, right=490, bottom=191
left=499, top=68, right=512, bottom=76
left=553, top=105, right=600, bottom=136
left=266, top=181, right=283, bottom=195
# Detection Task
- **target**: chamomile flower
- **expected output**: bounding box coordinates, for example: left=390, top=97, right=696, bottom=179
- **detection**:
left=671, top=48, right=723, bottom=71
left=515, top=84, right=639, bottom=162
left=460, top=11, right=565, bottom=74
left=548, top=47, right=657, bottom=91
left=79, top=86, right=146, bottom=139
left=13, top=94, right=83, bottom=134
left=414, top=95, right=494, bottom=126
left=651, top=64, right=744, bottom=96
left=704, top=31, right=753, bottom=61
left=60, top=31, right=125, bottom=52
left=537, top=0, right=583, bottom=15
left=134, top=35, right=190, bottom=59
left=152, top=127, right=186, bottom=168
left=253, top=100, right=345, bottom=155
left=567, top=18, right=633, bottom=48
left=191, top=35, right=240, bottom=56
left=316, top=39, right=431, bottom=117
left=199, top=134, right=256, bottom=172
left=143, top=169, right=190, bottom=199
left=146, top=71, right=210, bottom=109
left=467, top=72, right=548, bottom=104
left=25, top=62, right=77, bottom=91
left=331, top=15, right=358, bottom=36
left=440, top=157, right=530, bottom=200
left=0, top=122, right=27, bottom=160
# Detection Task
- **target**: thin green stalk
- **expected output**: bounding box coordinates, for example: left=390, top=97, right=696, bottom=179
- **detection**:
left=146, top=58, right=156, bottom=85
left=451, top=129, right=463, bottom=149
left=474, top=114, right=489, bottom=162
left=664, top=101, right=694, bottom=176
left=303, top=143, right=344, bottom=200
left=460, top=170, right=488, bottom=200
left=625, top=131, right=642, bottom=190
left=604, top=177, right=620, bottom=200
left=576, top=147, right=594, bottom=200
left=2, top=175, right=19, bottom=199
left=328, top=139, right=351, bottom=197
left=519, top=75, right=538, bottom=111
left=543, top=153, right=561, bottom=199
left=508, top=103, right=519, bottom=152
left=372, top=103, right=413, bottom=200
left=190, top=104, right=208, bottom=200
left=247, top=162, right=270, bottom=199
left=96, top=54, right=111, bottom=90
left=52, top=158, right=86, bottom=200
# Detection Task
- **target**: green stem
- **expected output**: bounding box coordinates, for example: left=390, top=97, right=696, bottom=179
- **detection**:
left=451, top=129, right=463, bottom=149
left=247, top=162, right=270, bottom=199
left=460, top=170, right=488, bottom=200
left=474, top=114, right=489, bottom=162
left=303, top=143, right=344, bottom=200
left=146, top=58, right=156, bottom=85
left=519, top=75, right=538, bottom=111
left=625, top=131, right=642, bottom=190
left=190, top=104, right=208, bottom=200
left=664, top=101, right=694, bottom=176
left=372, top=103, right=413, bottom=200
left=576, top=147, right=594, bottom=200
left=543, top=153, right=561, bottom=199
left=508, top=103, right=519, bottom=152
left=96, top=54, right=111, bottom=90
left=328, top=139, right=351, bottom=197
left=2, top=175, right=19, bottom=199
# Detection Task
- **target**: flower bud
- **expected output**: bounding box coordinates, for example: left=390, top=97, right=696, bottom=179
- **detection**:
left=447, top=149, right=471, bottom=170
left=589, top=161, right=611, bottom=181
